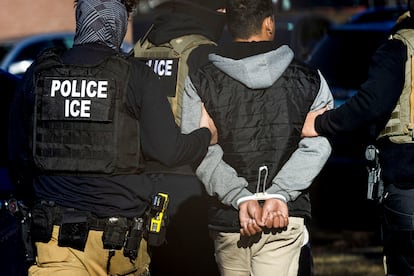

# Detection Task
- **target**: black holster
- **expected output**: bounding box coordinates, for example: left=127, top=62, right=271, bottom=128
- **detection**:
left=58, top=209, right=90, bottom=251
left=31, top=202, right=54, bottom=243
left=102, top=217, right=128, bottom=250
left=123, top=217, right=145, bottom=259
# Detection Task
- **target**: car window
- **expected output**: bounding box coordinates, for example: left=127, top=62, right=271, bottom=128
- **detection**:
left=349, top=7, right=406, bottom=23
left=0, top=43, right=13, bottom=62
left=307, top=27, right=390, bottom=90
left=14, top=38, right=72, bottom=63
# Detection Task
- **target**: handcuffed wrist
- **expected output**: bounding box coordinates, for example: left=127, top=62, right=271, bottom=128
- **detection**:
left=236, top=193, right=287, bottom=207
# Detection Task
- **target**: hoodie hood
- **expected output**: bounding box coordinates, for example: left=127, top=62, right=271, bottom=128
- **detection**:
left=74, top=0, right=128, bottom=50
left=147, top=3, right=226, bottom=44
left=209, top=45, right=294, bottom=89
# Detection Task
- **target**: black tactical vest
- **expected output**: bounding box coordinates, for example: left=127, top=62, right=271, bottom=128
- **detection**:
left=195, top=60, right=320, bottom=231
left=31, top=49, right=143, bottom=176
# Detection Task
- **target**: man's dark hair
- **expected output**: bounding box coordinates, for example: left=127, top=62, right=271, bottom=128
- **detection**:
left=226, top=0, right=274, bottom=40
left=74, top=0, right=138, bottom=13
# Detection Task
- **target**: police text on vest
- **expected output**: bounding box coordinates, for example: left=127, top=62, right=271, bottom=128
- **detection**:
left=146, top=59, right=173, bottom=76
left=50, top=79, right=108, bottom=118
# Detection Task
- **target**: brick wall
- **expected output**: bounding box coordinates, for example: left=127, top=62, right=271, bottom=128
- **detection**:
left=0, top=0, right=133, bottom=42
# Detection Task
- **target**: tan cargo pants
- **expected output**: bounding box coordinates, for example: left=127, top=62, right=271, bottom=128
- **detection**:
left=211, top=217, right=304, bottom=276
left=29, top=225, right=150, bottom=276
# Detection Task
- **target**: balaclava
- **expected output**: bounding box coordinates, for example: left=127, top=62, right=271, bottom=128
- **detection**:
left=74, top=0, right=128, bottom=50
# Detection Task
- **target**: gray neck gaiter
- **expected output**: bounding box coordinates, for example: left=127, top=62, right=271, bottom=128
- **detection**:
left=74, top=0, right=128, bottom=50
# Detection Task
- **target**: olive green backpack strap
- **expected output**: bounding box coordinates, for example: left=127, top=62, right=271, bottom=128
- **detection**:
left=134, top=33, right=216, bottom=126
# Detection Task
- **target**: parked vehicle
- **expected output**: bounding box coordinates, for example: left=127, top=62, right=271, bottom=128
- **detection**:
left=347, top=4, right=407, bottom=23
left=0, top=32, right=74, bottom=77
left=307, top=21, right=394, bottom=107
left=0, top=32, right=133, bottom=77
left=307, top=5, right=407, bottom=107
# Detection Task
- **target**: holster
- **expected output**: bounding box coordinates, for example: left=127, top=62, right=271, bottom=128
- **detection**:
left=123, top=217, right=145, bottom=259
left=31, top=202, right=54, bottom=243
left=58, top=209, right=90, bottom=251
left=102, top=217, right=128, bottom=250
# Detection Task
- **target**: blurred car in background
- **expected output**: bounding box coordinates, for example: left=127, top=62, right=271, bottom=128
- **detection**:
left=0, top=32, right=74, bottom=77
left=347, top=4, right=407, bottom=23
left=307, top=20, right=395, bottom=107
left=0, top=32, right=133, bottom=77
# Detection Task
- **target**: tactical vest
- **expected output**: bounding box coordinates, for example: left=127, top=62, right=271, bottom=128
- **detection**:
left=134, top=33, right=216, bottom=126
left=194, top=60, right=320, bottom=231
left=32, top=49, right=144, bottom=176
left=379, top=28, right=414, bottom=143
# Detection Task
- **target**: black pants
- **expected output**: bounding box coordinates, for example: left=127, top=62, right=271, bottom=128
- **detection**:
left=298, top=241, right=313, bottom=276
left=147, top=173, right=314, bottom=276
left=148, top=173, right=219, bottom=276
left=382, top=184, right=414, bottom=276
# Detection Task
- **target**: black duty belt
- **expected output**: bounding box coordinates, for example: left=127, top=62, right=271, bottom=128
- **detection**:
left=46, top=204, right=133, bottom=231
left=31, top=201, right=147, bottom=256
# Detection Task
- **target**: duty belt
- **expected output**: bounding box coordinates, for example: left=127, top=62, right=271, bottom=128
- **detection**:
left=31, top=201, right=146, bottom=255
left=49, top=205, right=122, bottom=231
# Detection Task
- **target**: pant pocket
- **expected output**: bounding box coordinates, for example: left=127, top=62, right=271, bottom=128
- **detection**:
left=35, top=226, right=73, bottom=265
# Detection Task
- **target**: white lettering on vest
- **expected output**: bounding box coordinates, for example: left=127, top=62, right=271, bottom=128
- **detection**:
left=50, top=80, right=60, bottom=97
left=146, top=59, right=173, bottom=76
left=50, top=79, right=108, bottom=98
left=64, top=99, right=91, bottom=118
left=51, top=79, right=108, bottom=118
left=60, top=80, right=71, bottom=97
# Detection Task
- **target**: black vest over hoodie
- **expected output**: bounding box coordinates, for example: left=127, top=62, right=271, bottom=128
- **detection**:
left=194, top=59, right=320, bottom=231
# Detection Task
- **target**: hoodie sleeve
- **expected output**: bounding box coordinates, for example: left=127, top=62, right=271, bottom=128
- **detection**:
left=266, top=71, right=333, bottom=200
left=181, top=77, right=252, bottom=209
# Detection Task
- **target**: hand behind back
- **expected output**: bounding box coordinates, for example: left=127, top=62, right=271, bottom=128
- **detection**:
left=239, top=198, right=289, bottom=236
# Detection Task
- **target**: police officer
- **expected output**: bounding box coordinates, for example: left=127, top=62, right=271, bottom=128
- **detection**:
left=133, top=1, right=226, bottom=275
left=302, top=2, right=414, bottom=275
left=8, top=0, right=216, bottom=275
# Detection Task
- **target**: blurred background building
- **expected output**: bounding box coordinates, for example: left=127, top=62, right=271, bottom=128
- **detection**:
left=0, top=0, right=133, bottom=43
left=0, top=0, right=407, bottom=42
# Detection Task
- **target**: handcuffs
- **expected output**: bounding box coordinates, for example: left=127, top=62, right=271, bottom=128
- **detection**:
left=236, top=165, right=286, bottom=207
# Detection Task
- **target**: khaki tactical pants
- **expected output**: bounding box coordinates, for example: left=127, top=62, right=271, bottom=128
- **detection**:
left=211, top=217, right=304, bottom=276
left=29, top=226, right=150, bottom=276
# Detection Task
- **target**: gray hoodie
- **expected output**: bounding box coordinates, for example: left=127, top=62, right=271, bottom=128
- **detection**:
left=181, top=45, right=333, bottom=210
